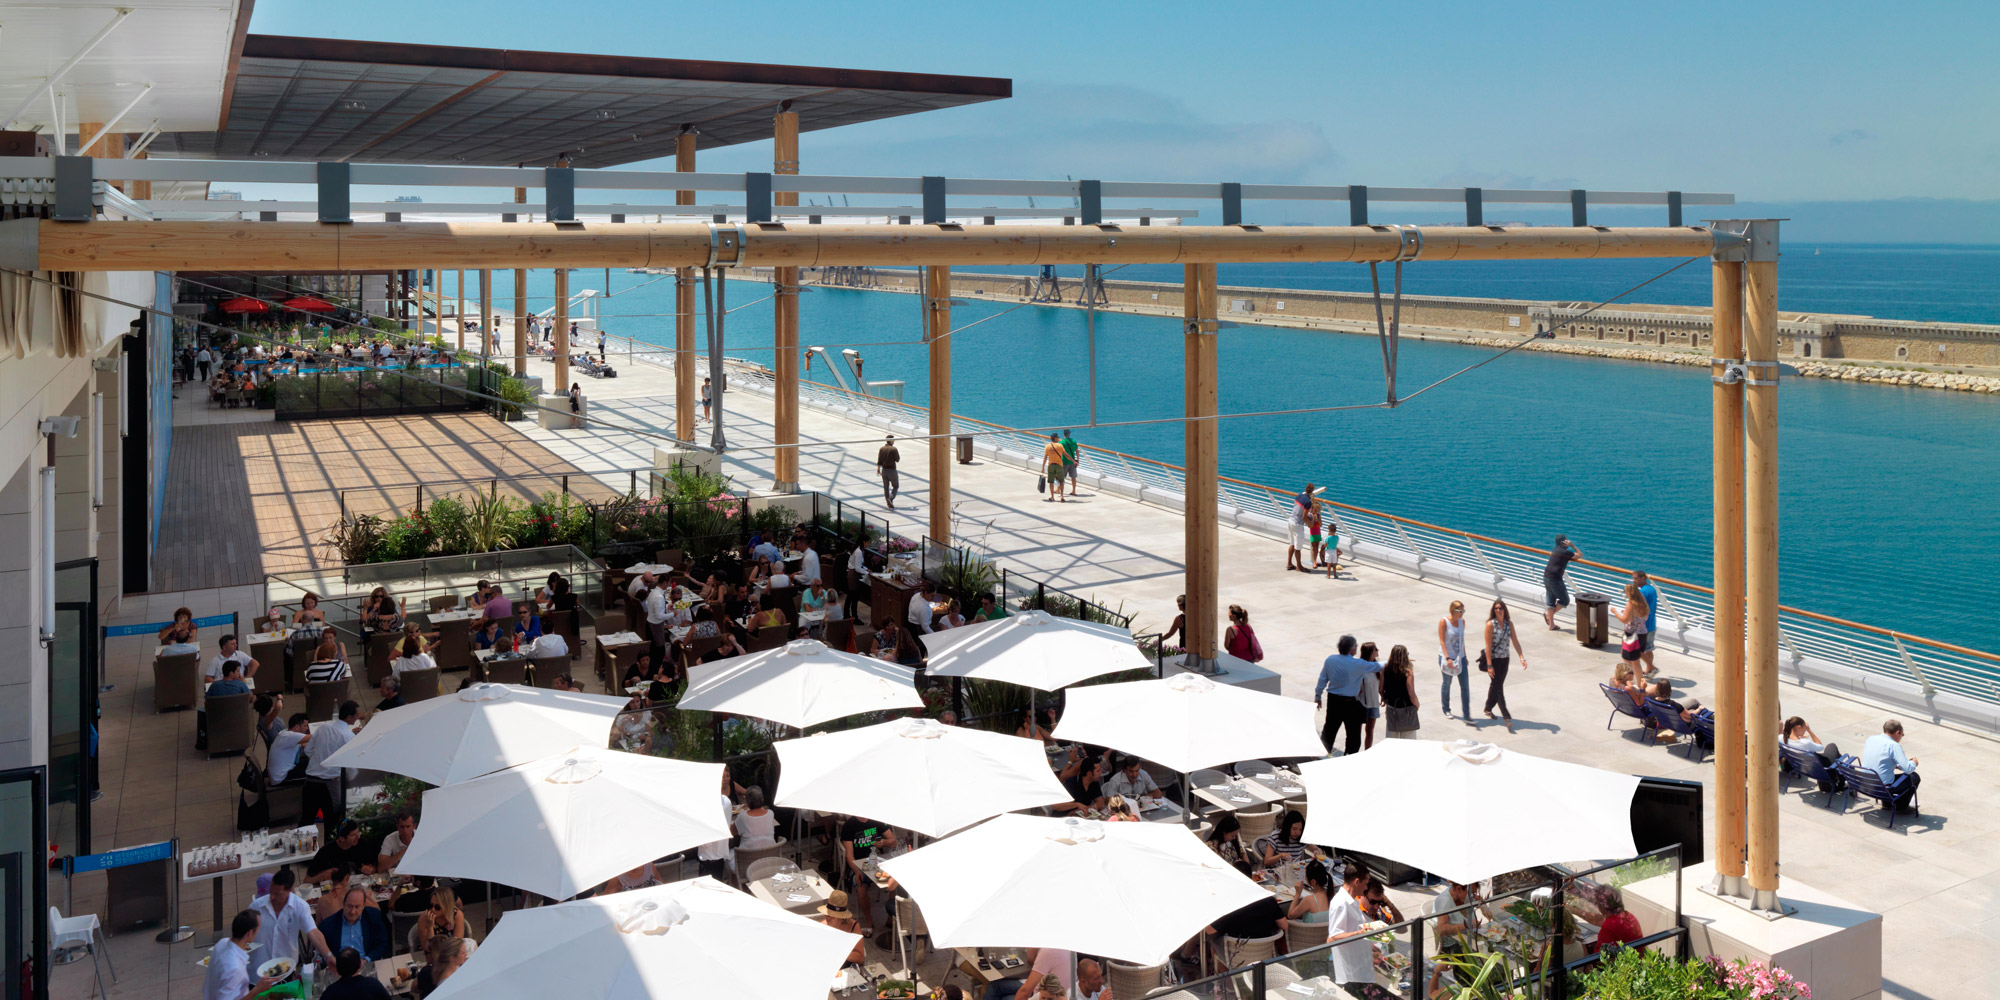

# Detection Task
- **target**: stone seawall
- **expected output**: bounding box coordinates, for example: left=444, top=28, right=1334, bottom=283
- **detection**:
left=724, top=267, right=2000, bottom=396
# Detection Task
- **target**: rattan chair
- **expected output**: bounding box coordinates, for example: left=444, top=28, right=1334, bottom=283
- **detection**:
left=1107, top=962, right=1163, bottom=1000
left=481, top=657, right=526, bottom=685
left=527, top=654, right=566, bottom=688
left=1237, top=803, right=1282, bottom=844
left=432, top=620, right=475, bottom=673
left=733, top=840, right=791, bottom=885
left=305, top=677, right=350, bottom=721
left=152, top=653, right=201, bottom=712
left=287, top=644, right=315, bottom=693
left=365, top=632, right=400, bottom=687
left=427, top=595, right=459, bottom=613
left=400, top=667, right=441, bottom=702
left=204, top=692, right=256, bottom=757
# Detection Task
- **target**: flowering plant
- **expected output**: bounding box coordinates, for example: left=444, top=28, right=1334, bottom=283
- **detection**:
left=1709, top=958, right=1811, bottom=1000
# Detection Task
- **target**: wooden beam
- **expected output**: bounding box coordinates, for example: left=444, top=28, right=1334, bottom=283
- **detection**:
left=25, top=222, right=1720, bottom=272
left=675, top=131, right=697, bottom=442
left=773, top=108, right=801, bottom=490
left=1711, top=259, right=1747, bottom=893
left=1184, top=263, right=1219, bottom=668
left=1744, top=259, right=1781, bottom=902
left=926, top=264, right=952, bottom=545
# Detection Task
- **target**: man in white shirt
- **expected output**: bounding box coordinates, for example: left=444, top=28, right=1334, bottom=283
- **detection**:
left=1103, top=755, right=1162, bottom=805
left=528, top=630, right=570, bottom=659
left=695, top=791, right=732, bottom=880
left=908, top=581, right=938, bottom=634
left=249, top=868, right=333, bottom=974
left=267, top=714, right=311, bottom=786
left=799, top=541, right=822, bottom=590
left=643, top=580, right=671, bottom=646
left=1071, top=959, right=1109, bottom=1000
left=1422, top=881, right=1481, bottom=956
left=208, top=634, right=258, bottom=686
left=1326, top=863, right=1378, bottom=995
left=304, top=702, right=361, bottom=823
left=376, top=813, right=419, bottom=872
left=845, top=546, right=867, bottom=620
left=203, top=910, right=278, bottom=1000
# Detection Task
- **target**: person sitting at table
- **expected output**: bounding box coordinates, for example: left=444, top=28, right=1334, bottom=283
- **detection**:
left=1055, top=754, right=1107, bottom=814
left=622, top=652, right=654, bottom=693
left=472, top=618, right=502, bottom=651
left=413, top=936, right=476, bottom=999
left=697, top=572, right=727, bottom=604
left=268, top=713, right=312, bottom=786
left=479, top=581, right=512, bottom=624
left=1103, top=755, right=1161, bottom=805
left=768, top=564, right=795, bottom=590
left=700, top=631, right=747, bottom=663
left=872, top=617, right=905, bottom=662
left=643, top=654, right=679, bottom=705
left=390, top=635, right=436, bottom=677
left=206, top=657, right=251, bottom=699
left=750, top=598, right=788, bottom=634
left=1103, top=796, right=1140, bottom=822
left=1423, top=880, right=1482, bottom=956
left=488, top=635, right=528, bottom=673
left=412, top=886, right=469, bottom=957
left=751, top=533, right=783, bottom=564
left=550, top=674, right=580, bottom=692
left=256, top=694, right=285, bottom=747
left=308, top=866, right=366, bottom=922
left=1255, top=809, right=1312, bottom=869
left=361, top=588, right=403, bottom=635
left=526, top=625, right=569, bottom=659
left=817, top=890, right=867, bottom=967
left=1590, top=885, right=1644, bottom=953
left=376, top=813, right=419, bottom=873
left=1206, top=813, right=1247, bottom=867
left=735, top=785, right=780, bottom=850
left=1360, top=875, right=1405, bottom=923
left=1206, top=860, right=1292, bottom=966
left=209, top=633, right=258, bottom=685
left=159, top=607, right=200, bottom=654
left=307, top=821, right=378, bottom=882
left=374, top=673, right=404, bottom=712
left=744, top=558, right=771, bottom=590
left=934, top=598, right=967, bottom=630
left=321, top=946, right=391, bottom=1000
left=547, top=574, right=578, bottom=618
left=685, top=604, right=721, bottom=641
left=1289, top=859, right=1333, bottom=925
left=289, top=593, right=328, bottom=654
left=306, top=633, right=351, bottom=684
left=512, top=603, right=543, bottom=644
left=972, top=593, right=1007, bottom=623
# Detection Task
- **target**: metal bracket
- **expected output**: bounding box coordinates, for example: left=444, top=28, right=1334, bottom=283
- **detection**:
left=1463, top=187, right=1483, bottom=227
left=744, top=172, right=772, bottom=223
left=1184, top=319, right=1220, bottom=336
left=1390, top=226, right=1424, bottom=261
left=53, top=156, right=94, bottom=221
left=1743, top=359, right=1780, bottom=386
left=922, top=176, right=947, bottom=225
left=0, top=218, right=37, bottom=270
left=1712, top=363, right=1748, bottom=385
left=317, top=162, right=351, bottom=223
left=1348, top=185, right=1368, bottom=226
left=1707, top=218, right=1782, bottom=262
left=1570, top=189, right=1588, bottom=227
left=545, top=166, right=576, bottom=222
left=1079, top=179, right=1102, bottom=226
left=1221, top=182, right=1243, bottom=226
left=1667, top=191, right=1683, bottom=227
left=706, top=224, right=746, bottom=267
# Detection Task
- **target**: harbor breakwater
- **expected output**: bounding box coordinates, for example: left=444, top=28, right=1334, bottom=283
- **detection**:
left=723, top=267, right=2000, bottom=395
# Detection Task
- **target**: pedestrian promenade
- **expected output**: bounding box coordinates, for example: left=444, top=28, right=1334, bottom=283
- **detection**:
left=508, top=353, right=2000, bottom=999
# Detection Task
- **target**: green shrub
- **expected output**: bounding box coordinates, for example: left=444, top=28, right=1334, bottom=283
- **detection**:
left=376, top=515, right=433, bottom=562
left=424, top=495, right=473, bottom=555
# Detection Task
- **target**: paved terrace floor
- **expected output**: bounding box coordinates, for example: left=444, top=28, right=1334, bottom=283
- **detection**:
left=58, top=354, right=1998, bottom=999
left=505, top=353, right=1999, bottom=999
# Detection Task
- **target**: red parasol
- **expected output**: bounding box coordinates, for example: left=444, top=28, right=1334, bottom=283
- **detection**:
left=281, top=295, right=337, bottom=313
left=218, top=297, right=269, bottom=314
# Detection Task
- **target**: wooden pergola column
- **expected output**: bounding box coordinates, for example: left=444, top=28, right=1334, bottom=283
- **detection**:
left=1711, top=258, right=1747, bottom=897
left=772, top=106, right=802, bottom=491
left=925, top=265, right=952, bottom=544
left=554, top=267, right=571, bottom=393
left=512, top=186, right=528, bottom=376
left=675, top=130, right=697, bottom=441
left=478, top=270, right=493, bottom=360
left=1744, top=244, right=1782, bottom=911
left=1183, top=263, right=1220, bottom=668
left=456, top=269, right=466, bottom=350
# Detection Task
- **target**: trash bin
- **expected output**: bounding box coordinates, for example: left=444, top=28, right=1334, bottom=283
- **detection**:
left=956, top=435, right=974, bottom=464
left=1574, top=592, right=1611, bottom=646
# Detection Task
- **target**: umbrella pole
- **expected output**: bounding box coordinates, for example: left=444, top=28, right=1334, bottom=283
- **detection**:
left=1182, top=770, right=1192, bottom=827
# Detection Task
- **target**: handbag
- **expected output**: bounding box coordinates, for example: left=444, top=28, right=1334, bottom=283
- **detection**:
left=1036, top=474, right=1046, bottom=493
left=1386, top=704, right=1421, bottom=732
left=1476, top=650, right=1490, bottom=674
left=1621, top=631, right=1643, bottom=653
left=1439, top=653, right=1461, bottom=677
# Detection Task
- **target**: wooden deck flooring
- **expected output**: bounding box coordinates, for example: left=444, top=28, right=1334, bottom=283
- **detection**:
left=152, top=412, right=588, bottom=591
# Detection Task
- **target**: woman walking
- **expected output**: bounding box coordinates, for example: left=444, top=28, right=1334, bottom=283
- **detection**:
left=1614, top=580, right=1652, bottom=677
left=1357, top=642, right=1383, bottom=749
left=1437, top=600, right=1471, bottom=720
left=1382, top=645, right=1422, bottom=739
left=1482, top=599, right=1528, bottom=733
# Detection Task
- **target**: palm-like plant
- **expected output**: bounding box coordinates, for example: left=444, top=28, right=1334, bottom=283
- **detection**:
left=466, top=492, right=521, bottom=553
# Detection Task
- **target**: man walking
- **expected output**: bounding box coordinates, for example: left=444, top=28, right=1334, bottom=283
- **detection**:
left=196, top=345, right=214, bottom=381
left=1633, top=569, right=1660, bottom=675
left=597, top=329, right=608, bottom=361
left=1542, top=535, right=1582, bottom=630
left=877, top=435, right=901, bottom=509
left=699, top=377, right=712, bottom=423
left=1059, top=429, right=1081, bottom=496
left=1315, top=635, right=1383, bottom=755
left=1286, top=484, right=1314, bottom=572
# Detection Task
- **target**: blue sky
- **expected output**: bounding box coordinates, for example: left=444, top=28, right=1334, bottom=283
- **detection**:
left=247, top=1, right=1997, bottom=206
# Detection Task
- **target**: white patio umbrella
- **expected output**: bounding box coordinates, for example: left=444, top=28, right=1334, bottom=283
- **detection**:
left=322, top=683, right=627, bottom=785
left=397, top=747, right=729, bottom=900
left=1051, top=672, right=1325, bottom=774
left=678, top=638, right=921, bottom=729
left=879, top=813, right=1265, bottom=966
left=1297, top=738, right=1640, bottom=885
left=774, top=717, right=1071, bottom=837
left=919, top=610, right=1152, bottom=693
left=428, top=876, right=860, bottom=1000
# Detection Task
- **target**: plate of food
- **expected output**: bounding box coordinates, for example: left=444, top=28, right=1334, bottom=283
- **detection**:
left=1379, top=952, right=1411, bottom=974
left=877, top=979, right=917, bottom=999
left=257, top=957, right=294, bottom=979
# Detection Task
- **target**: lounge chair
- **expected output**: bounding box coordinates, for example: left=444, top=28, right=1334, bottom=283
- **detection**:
left=1599, top=683, right=1649, bottom=732
left=1778, top=742, right=1840, bottom=806
left=1641, top=699, right=1707, bottom=760
left=1835, top=757, right=1919, bottom=828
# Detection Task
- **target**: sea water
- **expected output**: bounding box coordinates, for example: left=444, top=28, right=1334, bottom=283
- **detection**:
left=487, top=245, right=2000, bottom=651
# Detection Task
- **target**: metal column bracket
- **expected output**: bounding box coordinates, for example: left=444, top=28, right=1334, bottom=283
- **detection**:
left=1744, top=360, right=1781, bottom=387
left=545, top=166, right=576, bottom=222
left=1347, top=185, right=1368, bottom=226
left=1221, top=182, right=1243, bottom=227
left=1706, top=218, right=1782, bottom=262
left=705, top=224, right=746, bottom=267
left=921, top=176, right=947, bottom=225
left=53, top=156, right=94, bottom=221
left=1711, top=358, right=1747, bottom=385
left=744, top=172, right=772, bottom=223
left=1464, top=187, right=1483, bottom=227
left=1667, top=191, right=1684, bottom=227
left=1079, top=179, right=1102, bottom=226
left=1570, top=189, right=1589, bottom=227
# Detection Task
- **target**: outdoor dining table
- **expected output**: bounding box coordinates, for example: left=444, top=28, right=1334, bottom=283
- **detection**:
left=624, top=562, right=674, bottom=576
left=372, top=953, right=416, bottom=996
left=429, top=608, right=485, bottom=624
left=1192, top=773, right=1293, bottom=814
left=952, top=948, right=1031, bottom=986
left=181, top=824, right=322, bottom=932
left=746, top=868, right=834, bottom=915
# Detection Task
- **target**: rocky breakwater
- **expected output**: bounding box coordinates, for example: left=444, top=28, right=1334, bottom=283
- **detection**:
left=1463, top=338, right=2000, bottom=395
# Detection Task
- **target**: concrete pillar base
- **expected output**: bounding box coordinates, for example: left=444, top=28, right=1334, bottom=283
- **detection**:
left=1625, top=860, right=1879, bottom=1000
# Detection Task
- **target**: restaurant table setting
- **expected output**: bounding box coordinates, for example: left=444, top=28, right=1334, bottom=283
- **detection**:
left=182, top=825, right=324, bottom=930
left=428, top=608, right=485, bottom=624
left=745, top=863, right=834, bottom=915
left=623, top=562, right=675, bottom=576
left=372, top=953, right=417, bottom=996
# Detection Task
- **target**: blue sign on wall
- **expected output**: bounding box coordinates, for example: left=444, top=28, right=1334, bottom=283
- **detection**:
left=70, top=840, right=174, bottom=874
left=104, top=613, right=236, bottom=637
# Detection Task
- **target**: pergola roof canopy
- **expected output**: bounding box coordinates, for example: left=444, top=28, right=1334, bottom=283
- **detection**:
left=150, top=34, right=1010, bottom=167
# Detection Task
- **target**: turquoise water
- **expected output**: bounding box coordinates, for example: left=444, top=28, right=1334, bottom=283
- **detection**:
left=487, top=253, right=2000, bottom=652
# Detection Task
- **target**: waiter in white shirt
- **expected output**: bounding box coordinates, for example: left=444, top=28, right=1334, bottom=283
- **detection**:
left=799, top=541, right=822, bottom=590
left=1325, top=863, right=1380, bottom=996
left=303, top=701, right=360, bottom=823
left=907, top=580, right=939, bottom=634
left=248, top=869, right=334, bottom=975
left=845, top=545, right=867, bottom=620
left=203, top=910, right=278, bottom=1000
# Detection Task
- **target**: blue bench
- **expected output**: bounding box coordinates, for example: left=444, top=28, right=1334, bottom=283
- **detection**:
left=1642, top=699, right=1708, bottom=761
left=1777, top=743, right=1840, bottom=806
left=1600, top=684, right=1649, bottom=733
left=1835, top=757, right=1919, bottom=827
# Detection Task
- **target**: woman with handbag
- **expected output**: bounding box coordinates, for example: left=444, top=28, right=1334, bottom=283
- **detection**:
left=1437, top=600, right=1471, bottom=720
left=1614, top=581, right=1651, bottom=670
left=1482, top=599, right=1527, bottom=733
left=1223, top=604, right=1264, bottom=662
left=1383, top=645, right=1422, bottom=739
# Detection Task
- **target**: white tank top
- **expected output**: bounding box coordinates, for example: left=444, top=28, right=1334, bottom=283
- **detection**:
left=1441, top=617, right=1466, bottom=660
